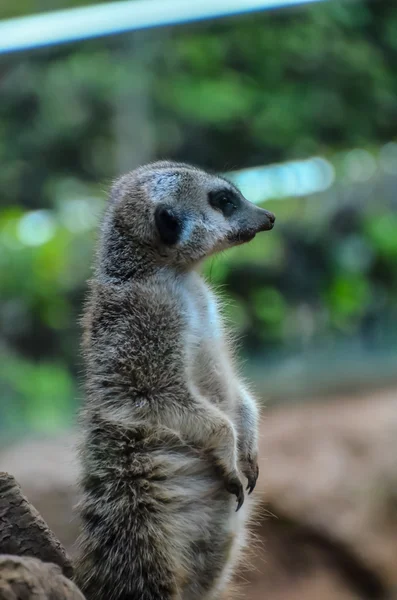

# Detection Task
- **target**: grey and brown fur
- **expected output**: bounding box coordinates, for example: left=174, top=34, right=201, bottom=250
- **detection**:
left=74, top=161, right=275, bottom=600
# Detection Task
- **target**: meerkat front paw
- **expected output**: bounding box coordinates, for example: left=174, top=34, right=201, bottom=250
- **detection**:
left=224, top=472, right=244, bottom=511
left=240, top=453, right=259, bottom=495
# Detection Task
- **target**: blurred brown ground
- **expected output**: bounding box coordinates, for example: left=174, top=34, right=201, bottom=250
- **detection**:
left=1, top=386, right=397, bottom=599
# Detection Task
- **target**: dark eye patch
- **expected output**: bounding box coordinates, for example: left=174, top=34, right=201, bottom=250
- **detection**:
left=154, top=205, right=182, bottom=245
left=208, top=189, right=240, bottom=217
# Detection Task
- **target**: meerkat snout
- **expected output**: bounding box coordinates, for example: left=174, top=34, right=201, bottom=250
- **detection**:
left=258, top=207, right=276, bottom=230
left=224, top=202, right=275, bottom=245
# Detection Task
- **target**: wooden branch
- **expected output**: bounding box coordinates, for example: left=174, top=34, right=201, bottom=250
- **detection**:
left=0, top=555, right=84, bottom=599
left=0, top=472, right=73, bottom=579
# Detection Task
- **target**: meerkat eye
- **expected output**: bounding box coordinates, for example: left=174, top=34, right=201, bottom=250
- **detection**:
left=208, top=190, right=239, bottom=218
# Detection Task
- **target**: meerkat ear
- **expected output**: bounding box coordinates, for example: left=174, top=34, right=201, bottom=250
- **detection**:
left=155, top=205, right=182, bottom=246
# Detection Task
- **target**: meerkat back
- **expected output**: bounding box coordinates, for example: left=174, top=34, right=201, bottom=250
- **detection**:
left=74, top=161, right=275, bottom=600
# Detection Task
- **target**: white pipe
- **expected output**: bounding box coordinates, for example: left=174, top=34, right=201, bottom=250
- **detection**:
left=0, top=0, right=328, bottom=55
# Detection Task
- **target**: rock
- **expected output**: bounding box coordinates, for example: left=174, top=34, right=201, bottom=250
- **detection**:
left=0, top=472, right=74, bottom=578
left=0, top=555, right=85, bottom=599
left=0, top=435, right=79, bottom=556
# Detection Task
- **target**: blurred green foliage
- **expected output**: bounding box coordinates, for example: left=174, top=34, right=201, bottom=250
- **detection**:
left=0, top=0, right=397, bottom=433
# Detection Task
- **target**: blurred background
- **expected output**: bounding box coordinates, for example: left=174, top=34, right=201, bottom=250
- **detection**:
left=0, top=0, right=397, bottom=598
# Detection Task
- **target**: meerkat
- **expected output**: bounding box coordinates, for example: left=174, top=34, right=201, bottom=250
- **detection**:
left=74, top=160, right=275, bottom=600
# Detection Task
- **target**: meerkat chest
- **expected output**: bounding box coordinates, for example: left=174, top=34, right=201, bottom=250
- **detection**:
left=180, top=273, right=222, bottom=348
left=179, top=273, right=235, bottom=406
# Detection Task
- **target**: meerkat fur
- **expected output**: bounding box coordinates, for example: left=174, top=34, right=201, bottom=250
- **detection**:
left=74, top=160, right=275, bottom=600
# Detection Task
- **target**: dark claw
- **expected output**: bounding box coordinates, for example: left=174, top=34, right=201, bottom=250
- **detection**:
left=246, top=482, right=254, bottom=494
left=225, top=475, right=244, bottom=511
left=243, top=459, right=259, bottom=496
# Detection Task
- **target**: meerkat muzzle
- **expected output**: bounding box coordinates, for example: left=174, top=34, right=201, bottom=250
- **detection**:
left=257, top=208, right=276, bottom=231
left=227, top=207, right=276, bottom=245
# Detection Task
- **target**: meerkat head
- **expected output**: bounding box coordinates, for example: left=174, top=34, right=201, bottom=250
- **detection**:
left=99, top=161, right=275, bottom=279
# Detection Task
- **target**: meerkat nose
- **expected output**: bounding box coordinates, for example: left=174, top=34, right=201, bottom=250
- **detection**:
left=264, top=210, right=276, bottom=226
left=257, top=208, right=276, bottom=231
